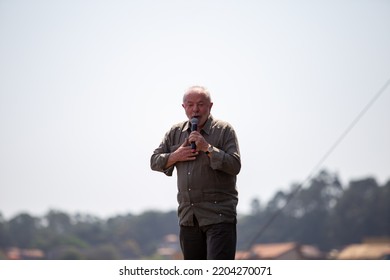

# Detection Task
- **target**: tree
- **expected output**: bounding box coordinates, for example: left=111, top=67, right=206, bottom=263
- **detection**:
left=250, top=198, right=262, bottom=216
left=284, top=170, right=343, bottom=249
left=8, top=213, right=40, bottom=248
left=240, top=170, right=344, bottom=250
left=328, top=177, right=381, bottom=247
left=45, top=210, right=72, bottom=234
left=0, top=213, right=10, bottom=249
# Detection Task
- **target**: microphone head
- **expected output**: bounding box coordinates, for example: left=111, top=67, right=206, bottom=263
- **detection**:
left=190, top=117, right=199, bottom=125
left=190, top=117, right=198, bottom=132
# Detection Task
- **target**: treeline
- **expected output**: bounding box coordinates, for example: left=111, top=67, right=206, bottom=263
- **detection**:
left=0, top=170, right=389, bottom=259
left=239, top=170, right=390, bottom=251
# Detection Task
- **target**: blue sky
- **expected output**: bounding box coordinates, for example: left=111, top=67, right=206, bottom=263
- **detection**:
left=1, top=0, right=389, bottom=219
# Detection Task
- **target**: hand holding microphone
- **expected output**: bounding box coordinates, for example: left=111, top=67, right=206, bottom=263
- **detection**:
left=189, top=117, right=209, bottom=153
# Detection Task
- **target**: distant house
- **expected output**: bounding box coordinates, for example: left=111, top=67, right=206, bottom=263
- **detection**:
left=155, top=234, right=183, bottom=260
left=6, top=247, right=45, bottom=260
left=236, top=242, right=324, bottom=260
left=335, top=240, right=390, bottom=260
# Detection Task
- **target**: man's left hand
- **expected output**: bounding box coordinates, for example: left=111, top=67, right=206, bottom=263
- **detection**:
left=188, top=131, right=209, bottom=152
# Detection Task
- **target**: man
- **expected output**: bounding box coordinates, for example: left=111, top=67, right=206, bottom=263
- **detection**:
left=150, top=86, right=241, bottom=260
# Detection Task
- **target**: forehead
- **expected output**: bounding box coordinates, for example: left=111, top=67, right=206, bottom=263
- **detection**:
left=183, top=91, right=210, bottom=103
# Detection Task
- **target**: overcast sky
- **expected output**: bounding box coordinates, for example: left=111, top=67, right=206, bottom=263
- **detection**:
left=1, top=0, right=389, bottom=219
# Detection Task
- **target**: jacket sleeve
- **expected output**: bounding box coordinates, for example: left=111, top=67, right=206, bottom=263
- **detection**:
left=209, top=126, right=241, bottom=176
left=150, top=131, right=175, bottom=176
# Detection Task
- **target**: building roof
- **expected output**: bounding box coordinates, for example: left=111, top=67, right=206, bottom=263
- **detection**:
left=7, top=248, right=45, bottom=260
left=337, top=243, right=390, bottom=260
left=251, top=242, right=297, bottom=259
left=236, top=242, right=324, bottom=260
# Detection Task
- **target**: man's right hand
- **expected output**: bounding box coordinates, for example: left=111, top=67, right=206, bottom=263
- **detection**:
left=165, top=138, right=198, bottom=168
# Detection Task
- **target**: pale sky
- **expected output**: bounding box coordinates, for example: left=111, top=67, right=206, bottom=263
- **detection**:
left=1, top=0, right=389, bottom=219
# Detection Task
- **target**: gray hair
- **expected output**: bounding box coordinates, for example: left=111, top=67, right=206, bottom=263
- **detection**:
left=183, top=86, right=212, bottom=103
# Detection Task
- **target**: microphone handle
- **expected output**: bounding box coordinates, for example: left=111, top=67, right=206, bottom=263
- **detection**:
left=190, top=123, right=197, bottom=150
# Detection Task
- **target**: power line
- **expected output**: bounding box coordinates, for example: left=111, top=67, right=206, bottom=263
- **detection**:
left=243, top=77, right=390, bottom=252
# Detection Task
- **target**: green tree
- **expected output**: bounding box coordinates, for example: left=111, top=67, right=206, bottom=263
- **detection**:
left=8, top=213, right=40, bottom=248
left=328, top=177, right=381, bottom=247
left=0, top=213, right=10, bottom=249
left=285, top=170, right=343, bottom=249
left=45, top=210, right=72, bottom=234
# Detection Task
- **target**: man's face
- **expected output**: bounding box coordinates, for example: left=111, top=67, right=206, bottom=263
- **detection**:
left=182, top=91, right=213, bottom=128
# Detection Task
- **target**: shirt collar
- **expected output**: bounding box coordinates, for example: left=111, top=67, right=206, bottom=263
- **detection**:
left=183, top=115, right=213, bottom=135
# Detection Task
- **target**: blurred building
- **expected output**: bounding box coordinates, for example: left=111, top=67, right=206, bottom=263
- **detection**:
left=334, top=238, right=390, bottom=260
left=236, top=242, right=324, bottom=260
left=155, top=234, right=183, bottom=260
left=6, top=247, right=45, bottom=260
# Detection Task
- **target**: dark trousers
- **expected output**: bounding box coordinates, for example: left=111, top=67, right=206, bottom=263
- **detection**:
left=179, top=216, right=237, bottom=260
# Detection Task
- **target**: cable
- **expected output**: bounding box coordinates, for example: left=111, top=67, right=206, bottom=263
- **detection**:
left=242, top=77, right=390, bottom=253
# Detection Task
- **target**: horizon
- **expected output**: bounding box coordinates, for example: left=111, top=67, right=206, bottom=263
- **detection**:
left=1, top=169, right=388, bottom=220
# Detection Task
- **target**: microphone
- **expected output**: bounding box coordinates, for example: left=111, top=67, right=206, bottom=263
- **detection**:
left=190, top=117, right=198, bottom=150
